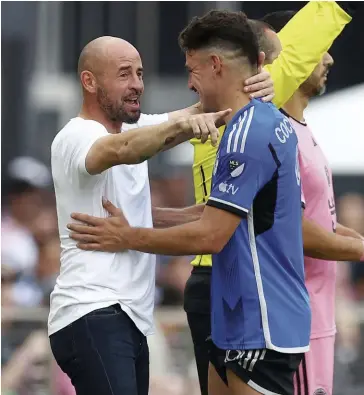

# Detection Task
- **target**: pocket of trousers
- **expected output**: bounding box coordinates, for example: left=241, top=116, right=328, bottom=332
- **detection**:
left=86, top=304, right=122, bottom=318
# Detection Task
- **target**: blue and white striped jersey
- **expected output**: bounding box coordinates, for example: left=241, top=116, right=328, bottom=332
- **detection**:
left=207, top=99, right=311, bottom=353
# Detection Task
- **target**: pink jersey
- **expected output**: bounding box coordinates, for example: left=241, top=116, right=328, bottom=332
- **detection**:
left=286, top=113, right=337, bottom=339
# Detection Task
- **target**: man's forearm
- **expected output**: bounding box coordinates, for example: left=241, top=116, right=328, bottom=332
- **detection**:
left=114, top=119, right=194, bottom=163
left=161, top=103, right=204, bottom=150
left=336, top=223, right=364, bottom=240
left=303, top=218, right=364, bottom=261
left=123, top=220, right=218, bottom=256
left=86, top=118, right=194, bottom=174
left=152, top=204, right=204, bottom=228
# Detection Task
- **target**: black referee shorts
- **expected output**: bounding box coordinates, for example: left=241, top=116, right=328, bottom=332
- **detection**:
left=184, top=266, right=212, bottom=395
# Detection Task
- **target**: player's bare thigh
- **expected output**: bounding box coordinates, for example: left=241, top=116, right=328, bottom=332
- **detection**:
left=208, top=363, right=231, bottom=395
left=227, top=369, right=261, bottom=395
left=208, top=363, right=260, bottom=395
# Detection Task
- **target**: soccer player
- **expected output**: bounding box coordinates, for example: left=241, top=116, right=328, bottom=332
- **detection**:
left=261, top=10, right=364, bottom=395
left=68, top=10, right=312, bottom=395
left=48, top=35, right=237, bottom=395
left=185, top=2, right=356, bottom=394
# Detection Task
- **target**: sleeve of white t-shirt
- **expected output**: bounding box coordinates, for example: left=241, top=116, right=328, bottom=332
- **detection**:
left=59, top=115, right=167, bottom=183
left=137, top=113, right=169, bottom=127
left=59, top=120, right=108, bottom=181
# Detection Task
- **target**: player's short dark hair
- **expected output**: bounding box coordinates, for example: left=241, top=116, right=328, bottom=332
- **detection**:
left=178, top=10, right=260, bottom=67
left=248, top=19, right=276, bottom=62
left=260, top=11, right=297, bottom=33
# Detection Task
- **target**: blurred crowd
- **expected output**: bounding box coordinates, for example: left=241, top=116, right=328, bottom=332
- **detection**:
left=2, top=155, right=364, bottom=395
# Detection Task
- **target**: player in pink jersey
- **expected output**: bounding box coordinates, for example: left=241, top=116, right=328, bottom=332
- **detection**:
left=261, top=10, right=364, bottom=395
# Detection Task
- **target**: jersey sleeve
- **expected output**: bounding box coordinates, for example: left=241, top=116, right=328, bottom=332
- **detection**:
left=207, top=151, right=275, bottom=218
left=267, top=1, right=351, bottom=109
left=58, top=120, right=108, bottom=180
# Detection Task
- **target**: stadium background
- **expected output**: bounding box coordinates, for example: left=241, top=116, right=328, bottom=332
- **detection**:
left=1, top=1, right=364, bottom=394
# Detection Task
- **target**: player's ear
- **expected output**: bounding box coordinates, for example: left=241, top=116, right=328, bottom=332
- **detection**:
left=257, top=51, right=265, bottom=72
left=211, top=54, right=222, bottom=75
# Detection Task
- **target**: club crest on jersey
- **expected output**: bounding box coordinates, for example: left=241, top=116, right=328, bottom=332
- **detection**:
left=229, top=160, right=239, bottom=171
left=314, top=388, right=327, bottom=395
left=229, top=160, right=245, bottom=178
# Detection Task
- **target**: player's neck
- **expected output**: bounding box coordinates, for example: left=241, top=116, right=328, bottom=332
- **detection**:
left=282, top=90, right=309, bottom=123
left=219, top=90, right=252, bottom=124
left=79, top=101, right=122, bottom=134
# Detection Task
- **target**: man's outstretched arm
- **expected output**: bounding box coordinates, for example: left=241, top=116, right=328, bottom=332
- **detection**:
left=85, top=109, right=230, bottom=174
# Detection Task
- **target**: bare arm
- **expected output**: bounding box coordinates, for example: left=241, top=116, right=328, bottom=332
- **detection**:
left=160, top=103, right=204, bottom=151
left=69, top=204, right=241, bottom=255
left=115, top=205, right=240, bottom=255
left=303, top=217, right=364, bottom=261
left=336, top=223, right=364, bottom=240
left=86, top=119, right=189, bottom=174
left=152, top=204, right=204, bottom=228
left=86, top=110, right=229, bottom=174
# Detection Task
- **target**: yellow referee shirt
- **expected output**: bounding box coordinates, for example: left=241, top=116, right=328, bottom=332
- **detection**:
left=190, top=1, right=351, bottom=267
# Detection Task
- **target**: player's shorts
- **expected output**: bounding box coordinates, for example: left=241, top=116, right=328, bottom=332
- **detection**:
left=208, top=339, right=304, bottom=395
left=294, top=335, right=335, bottom=395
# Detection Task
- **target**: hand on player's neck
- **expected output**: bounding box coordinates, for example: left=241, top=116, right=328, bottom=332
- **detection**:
left=282, top=90, right=309, bottom=123
left=79, top=101, right=123, bottom=134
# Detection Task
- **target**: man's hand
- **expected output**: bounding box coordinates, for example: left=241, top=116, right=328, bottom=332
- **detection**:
left=181, top=109, right=232, bottom=146
left=244, top=69, right=274, bottom=102
left=68, top=199, right=130, bottom=252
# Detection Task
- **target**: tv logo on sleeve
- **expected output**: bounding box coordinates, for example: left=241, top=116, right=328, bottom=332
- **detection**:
left=219, top=182, right=239, bottom=195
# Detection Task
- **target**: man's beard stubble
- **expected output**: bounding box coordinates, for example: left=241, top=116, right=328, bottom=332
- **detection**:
left=96, top=86, right=141, bottom=124
left=300, top=78, right=326, bottom=99
left=301, top=67, right=329, bottom=98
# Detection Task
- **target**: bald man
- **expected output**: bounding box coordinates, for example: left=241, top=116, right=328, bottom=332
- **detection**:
left=48, top=36, right=272, bottom=395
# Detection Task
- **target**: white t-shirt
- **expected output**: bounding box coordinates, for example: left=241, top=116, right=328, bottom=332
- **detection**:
left=48, top=113, right=168, bottom=336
